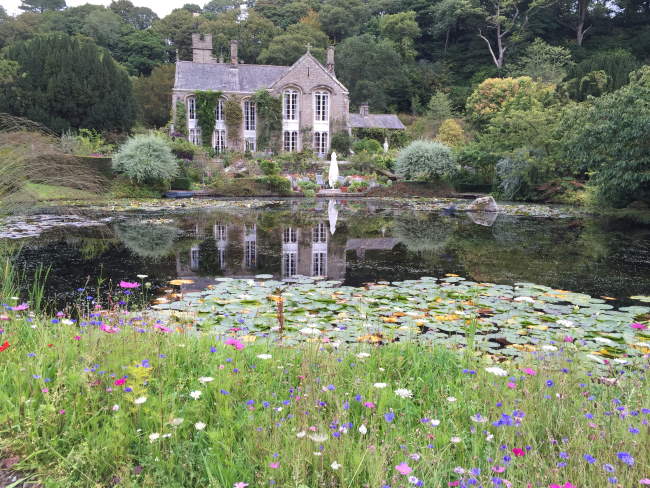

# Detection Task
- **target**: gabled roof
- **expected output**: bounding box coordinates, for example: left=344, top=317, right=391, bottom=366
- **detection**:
left=174, top=61, right=290, bottom=93
left=269, top=51, right=349, bottom=94
left=350, top=113, right=406, bottom=130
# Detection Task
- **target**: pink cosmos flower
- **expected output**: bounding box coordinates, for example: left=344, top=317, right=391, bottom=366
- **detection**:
left=154, top=324, right=172, bottom=333
left=363, top=401, right=375, bottom=408
left=507, top=382, right=517, bottom=389
left=119, top=281, right=141, bottom=289
left=395, top=463, right=412, bottom=475
left=639, top=479, right=650, bottom=485
left=512, top=448, right=525, bottom=457
left=234, top=483, right=249, bottom=488
left=114, top=378, right=126, bottom=386
left=74, top=336, right=81, bottom=341
left=630, top=322, right=648, bottom=330
left=0, top=315, right=9, bottom=321
left=10, top=303, right=29, bottom=311
left=523, top=368, right=537, bottom=375
left=269, top=462, right=279, bottom=469
left=100, top=324, right=120, bottom=334
left=492, top=466, right=506, bottom=473
left=224, top=338, right=245, bottom=350
left=41, top=388, right=49, bottom=393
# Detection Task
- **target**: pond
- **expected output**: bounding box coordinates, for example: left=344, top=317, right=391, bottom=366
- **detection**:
left=2, top=199, right=650, bottom=307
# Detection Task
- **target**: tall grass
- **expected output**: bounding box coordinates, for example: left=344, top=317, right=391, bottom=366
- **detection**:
left=0, top=303, right=647, bottom=487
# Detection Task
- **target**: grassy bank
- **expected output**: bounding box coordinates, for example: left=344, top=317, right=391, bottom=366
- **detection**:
left=0, top=301, right=648, bottom=487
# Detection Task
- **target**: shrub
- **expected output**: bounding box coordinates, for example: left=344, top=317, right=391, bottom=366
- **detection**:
left=170, top=177, right=192, bottom=190
left=331, top=131, right=352, bottom=156
left=353, top=138, right=383, bottom=154
left=114, top=220, right=179, bottom=259
left=112, top=134, right=179, bottom=184
left=303, top=189, right=316, bottom=198
left=427, top=92, right=454, bottom=121
left=349, top=181, right=369, bottom=192
left=298, top=181, right=319, bottom=192
left=436, top=119, right=466, bottom=148
left=110, top=177, right=165, bottom=198
left=169, top=137, right=198, bottom=160
left=260, top=160, right=280, bottom=176
left=258, top=175, right=292, bottom=195
left=395, top=140, right=458, bottom=182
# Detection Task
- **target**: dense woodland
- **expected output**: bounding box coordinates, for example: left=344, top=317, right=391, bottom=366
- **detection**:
left=0, top=0, right=649, bottom=206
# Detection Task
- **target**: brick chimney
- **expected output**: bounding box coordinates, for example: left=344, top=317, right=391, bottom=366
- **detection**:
left=230, top=40, right=239, bottom=65
left=326, top=45, right=335, bottom=74
left=192, top=33, right=216, bottom=64
left=360, top=102, right=369, bottom=117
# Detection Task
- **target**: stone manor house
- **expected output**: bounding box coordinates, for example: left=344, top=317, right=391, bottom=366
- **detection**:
left=172, top=34, right=404, bottom=156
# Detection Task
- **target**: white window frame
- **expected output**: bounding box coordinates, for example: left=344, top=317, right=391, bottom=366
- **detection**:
left=282, top=252, right=297, bottom=277
left=244, top=100, right=256, bottom=131
left=314, top=92, right=329, bottom=122
left=314, top=131, right=329, bottom=156
left=283, top=90, right=298, bottom=121
left=283, top=227, right=297, bottom=243
left=189, top=128, right=201, bottom=146
left=283, top=131, right=298, bottom=152
left=215, top=99, right=224, bottom=122
left=312, top=223, right=327, bottom=243
left=187, top=96, right=197, bottom=120
left=213, top=129, right=226, bottom=153
left=312, top=251, right=327, bottom=277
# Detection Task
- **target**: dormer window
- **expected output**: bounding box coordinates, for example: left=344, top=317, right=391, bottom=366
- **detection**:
left=283, top=90, right=298, bottom=120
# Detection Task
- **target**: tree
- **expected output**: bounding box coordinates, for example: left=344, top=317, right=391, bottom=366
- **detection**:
left=182, top=3, right=202, bottom=14
left=109, top=0, right=158, bottom=30
left=202, top=10, right=278, bottom=63
left=555, top=0, right=600, bottom=46
left=395, top=140, right=459, bottom=182
left=81, top=9, right=124, bottom=49
left=19, top=0, right=65, bottom=13
left=153, top=9, right=203, bottom=60
left=377, top=11, right=421, bottom=60
left=336, top=34, right=408, bottom=111
left=254, top=0, right=312, bottom=29
left=476, top=0, right=544, bottom=68
left=115, top=30, right=169, bottom=76
left=319, top=0, right=369, bottom=41
left=0, top=58, right=19, bottom=85
left=507, top=38, right=573, bottom=84
left=466, top=76, right=556, bottom=124
left=430, top=0, right=482, bottom=54
left=112, top=133, right=179, bottom=184
left=0, top=6, right=8, bottom=21
left=0, top=34, right=135, bottom=132
left=258, top=22, right=328, bottom=66
left=203, top=0, right=239, bottom=17
left=562, top=66, right=650, bottom=207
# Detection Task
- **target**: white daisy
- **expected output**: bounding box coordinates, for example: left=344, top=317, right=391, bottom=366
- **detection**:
left=308, top=433, right=328, bottom=443
left=194, top=422, right=206, bottom=430
left=430, top=419, right=441, bottom=426
left=373, top=382, right=388, bottom=389
left=257, top=354, right=273, bottom=360
left=394, top=388, right=413, bottom=399
left=148, top=433, right=160, bottom=442
left=358, top=425, right=367, bottom=435
left=134, top=396, right=147, bottom=405
left=296, top=431, right=306, bottom=438
left=447, top=396, right=457, bottom=402
left=198, top=377, right=214, bottom=384
left=356, top=352, right=371, bottom=358
left=170, top=418, right=184, bottom=426
left=189, top=390, right=202, bottom=400
left=330, top=461, right=341, bottom=470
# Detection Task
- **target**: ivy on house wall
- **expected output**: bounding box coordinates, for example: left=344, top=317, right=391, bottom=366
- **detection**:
left=175, top=100, right=187, bottom=137
left=224, top=97, right=243, bottom=149
left=252, top=89, right=282, bottom=152
left=195, top=91, right=223, bottom=148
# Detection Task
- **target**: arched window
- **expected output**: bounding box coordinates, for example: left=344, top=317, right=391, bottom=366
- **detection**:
left=283, top=89, right=298, bottom=120
left=187, top=96, right=196, bottom=120
left=314, top=91, right=329, bottom=122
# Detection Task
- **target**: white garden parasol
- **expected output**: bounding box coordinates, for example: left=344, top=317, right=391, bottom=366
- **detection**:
left=328, top=151, right=339, bottom=189
left=328, top=199, right=338, bottom=235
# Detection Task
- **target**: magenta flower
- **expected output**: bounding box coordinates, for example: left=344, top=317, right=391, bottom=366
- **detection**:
left=119, top=281, right=141, bottom=289
left=363, top=401, right=375, bottom=409
left=10, top=303, right=29, bottom=311
left=154, top=324, right=172, bottom=333
left=630, top=322, right=648, bottom=330
left=395, top=462, right=412, bottom=475
left=523, top=368, right=537, bottom=375
left=224, top=338, right=245, bottom=350
left=512, top=448, right=525, bottom=457
left=100, top=324, right=120, bottom=334
left=114, top=378, right=126, bottom=386
left=269, top=462, right=279, bottom=469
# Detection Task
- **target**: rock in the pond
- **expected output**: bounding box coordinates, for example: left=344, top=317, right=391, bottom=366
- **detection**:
left=467, top=211, right=498, bottom=227
left=468, top=196, right=498, bottom=213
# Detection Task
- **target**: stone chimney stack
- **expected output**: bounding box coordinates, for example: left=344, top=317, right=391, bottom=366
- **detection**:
left=360, top=102, right=369, bottom=117
left=230, top=40, right=239, bottom=65
left=192, top=33, right=216, bottom=64
left=326, top=45, right=335, bottom=74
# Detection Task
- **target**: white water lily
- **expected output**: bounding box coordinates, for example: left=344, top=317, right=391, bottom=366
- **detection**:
left=394, top=388, right=413, bottom=399
left=485, top=366, right=508, bottom=376
left=194, top=422, right=206, bottom=430
left=514, top=296, right=535, bottom=303
left=330, top=461, right=341, bottom=470
left=299, top=327, right=320, bottom=335
left=541, top=345, right=558, bottom=351
left=134, top=396, right=147, bottom=405
left=373, top=382, right=388, bottom=389
left=557, top=319, right=574, bottom=327
left=198, top=377, right=214, bottom=384
left=257, top=354, right=273, bottom=360
left=189, top=390, right=202, bottom=400
left=149, top=433, right=160, bottom=442
left=594, top=337, right=616, bottom=345
left=358, top=424, right=367, bottom=435
left=170, top=418, right=184, bottom=426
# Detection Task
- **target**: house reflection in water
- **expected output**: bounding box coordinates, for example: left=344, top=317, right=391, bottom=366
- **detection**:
left=174, top=218, right=376, bottom=287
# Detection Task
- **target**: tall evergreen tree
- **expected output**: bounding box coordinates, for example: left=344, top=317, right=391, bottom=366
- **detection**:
left=0, top=34, right=135, bottom=132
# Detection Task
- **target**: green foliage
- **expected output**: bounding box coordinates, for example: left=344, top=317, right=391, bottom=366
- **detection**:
left=258, top=22, right=328, bottom=65
left=427, top=92, right=454, bottom=122
left=257, top=174, right=292, bottom=195
left=169, top=136, right=198, bottom=160
left=466, top=77, right=557, bottom=125
left=395, top=140, right=458, bottom=182
left=495, top=150, right=552, bottom=200
left=152, top=8, right=202, bottom=60
left=133, top=64, right=175, bottom=129
left=19, top=0, right=65, bottom=13
left=175, top=100, right=188, bottom=137
left=436, top=119, right=465, bottom=148
left=170, top=176, right=192, bottom=190
left=252, top=90, right=282, bottom=152
left=508, top=38, right=573, bottom=85
left=330, top=131, right=352, bottom=156
left=319, top=0, right=369, bottom=41
left=348, top=180, right=369, bottom=192
left=564, top=49, right=639, bottom=101
left=195, top=91, right=223, bottom=148
left=109, top=176, right=165, bottom=198
left=377, top=10, right=421, bottom=59
left=112, top=133, right=179, bottom=184
left=0, top=58, right=20, bottom=85
left=353, top=138, right=382, bottom=154
left=561, top=66, right=650, bottom=207
left=60, top=129, right=113, bottom=156
left=0, top=34, right=135, bottom=133
left=109, top=0, right=158, bottom=30
left=114, top=29, right=168, bottom=76
left=259, top=160, right=280, bottom=176
left=114, top=220, right=179, bottom=257
left=224, top=98, right=243, bottom=147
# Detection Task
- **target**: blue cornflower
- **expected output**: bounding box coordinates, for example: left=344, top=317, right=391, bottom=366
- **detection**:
left=603, top=464, right=615, bottom=473
left=546, top=380, right=554, bottom=387
left=628, top=427, right=640, bottom=434
left=617, top=452, right=634, bottom=466
left=584, top=454, right=596, bottom=464
left=384, top=412, right=395, bottom=423
left=327, top=384, right=335, bottom=391
left=210, top=346, right=217, bottom=353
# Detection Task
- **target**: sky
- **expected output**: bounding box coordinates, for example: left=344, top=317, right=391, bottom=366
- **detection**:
left=2, top=0, right=186, bottom=18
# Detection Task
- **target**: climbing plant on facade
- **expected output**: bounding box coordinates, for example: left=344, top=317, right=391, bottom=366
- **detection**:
left=224, top=97, right=243, bottom=149
left=174, top=100, right=187, bottom=137
left=252, top=89, right=282, bottom=152
left=195, top=90, right=223, bottom=148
